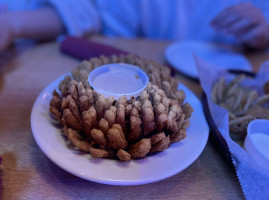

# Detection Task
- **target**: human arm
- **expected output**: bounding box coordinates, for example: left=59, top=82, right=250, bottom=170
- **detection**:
left=211, top=3, right=269, bottom=50
left=0, top=7, right=64, bottom=51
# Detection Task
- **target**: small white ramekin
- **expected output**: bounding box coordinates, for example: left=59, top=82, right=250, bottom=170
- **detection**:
left=244, top=119, right=269, bottom=172
left=88, top=63, right=149, bottom=100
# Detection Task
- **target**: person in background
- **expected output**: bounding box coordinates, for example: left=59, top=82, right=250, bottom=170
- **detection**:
left=0, top=0, right=269, bottom=52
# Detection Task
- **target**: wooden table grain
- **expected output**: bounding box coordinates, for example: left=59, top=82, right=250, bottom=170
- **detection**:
left=1, top=36, right=268, bottom=200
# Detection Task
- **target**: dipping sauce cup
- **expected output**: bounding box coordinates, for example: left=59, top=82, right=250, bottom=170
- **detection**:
left=88, top=63, right=149, bottom=100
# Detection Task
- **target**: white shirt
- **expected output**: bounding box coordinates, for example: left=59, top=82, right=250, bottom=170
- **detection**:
left=1, top=0, right=269, bottom=43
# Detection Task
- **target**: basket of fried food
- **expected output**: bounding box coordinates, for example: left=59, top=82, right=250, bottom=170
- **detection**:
left=49, top=54, right=193, bottom=161
left=211, top=73, right=269, bottom=143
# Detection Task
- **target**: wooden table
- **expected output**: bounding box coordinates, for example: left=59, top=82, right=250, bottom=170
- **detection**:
left=1, top=36, right=268, bottom=200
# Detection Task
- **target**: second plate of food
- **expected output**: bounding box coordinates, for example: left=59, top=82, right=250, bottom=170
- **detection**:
left=31, top=75, right=209, bottom=186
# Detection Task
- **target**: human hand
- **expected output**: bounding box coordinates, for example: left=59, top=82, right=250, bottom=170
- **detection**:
left=211, top=3, right=269, bottom=49
left=0, top=14, right=15, bottom=51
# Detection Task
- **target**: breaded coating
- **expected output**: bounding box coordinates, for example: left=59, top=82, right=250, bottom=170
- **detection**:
left=182, top=103, right=193, bottom=120
left=153, top=93, right=162, bottom=108
left=173, top=90, right=185, bottom=104
left=82, top=106, right=97, bottom=135
left=182, top=120, right=190, bottom=129
left=142, top=100, right=156, bottom=135
left=170, top=129, right=186, bottom=143
left=68, top=82, right=79, bottom=101
left=99, top=118, right=109, bottom=134
left=68, top=98, right=81, bottom=122
left=95, top=94, right=106, bottom=119
left=162, top=97, right=171, bottom=113
left=85, top=88, right=95, bottom=106
left=89, top=148, right=110, bottom=158
left=151, top=132, right=166, bottom=145
left=129, top=108, right=142, bottom=141
left=66, top=128, right=92, bottom=152
left=246, top=106, right=269, bottom=119
left=150, top=136, right=170, bottom=153
left=90, top=129, right=107, bottom=149
left=129, top=139, right=151, bottom=158
left=117, top=149, right=131, bottom=161
left=79, top=95, right=90, bottom=113
left=50, top=91, right=62, bottom=109
left=132, top=100, right=142, bottom=113
left=105, top=96, right=115, bottom=110
left=58, top=76, right=72, bottom=97
left=104, top=108, right=116, bottom=127
left=125, top=104, right=133, bottom=116
left=115, top=96, right=127, bottom=107
left=162, top=81, right=172, bottom=98
left=177, top=113, right=186, bottom=130
left=62, top=109, right=81, bottom=131
left=107, top=125, right=128, bottom=150
left=156, top=103, right=168, bottom=131
left=255, top=94, right=269, bottom=106
left=139, top=90, right=149, bottom=103
left=116, top=104, right=126, bottom=129
left=230, top=116, right=256, bottom=136
left=49, top=106, right=62, bottom=122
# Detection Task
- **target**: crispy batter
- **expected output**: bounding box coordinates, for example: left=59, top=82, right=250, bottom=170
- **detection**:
left=68, top=82, right=79, bottom=101
left=125, top=104, right=133, bottom=116
left=90, top=129, right=107, bottom=149
left=156, top=103, right=168, bottom=131
left=150, top=136, right=170, bottom=153
left=82, top=106, right=97, bottom=135
left=116, top=104, right=126, bottom=130
left=50, top=92, right=62, bottom=109
left=66, top=128, right=92, bottom=152
left=104, top=106, right=116, bottom=127
left=58, top=76, right=72, bottom=97
left=95, top=95, right=106, bottom=119
left=129, top=139, right=151, bottom=158
left=79, top=95, right=90, bottom=113
left=142, top=100, right=156, bottom=135
left=129, top=108, right=142, bottom=141
left=99, top=118, right=109, bottom=134
left=162, top=81, right=172, bottom=98
left=68, top=98, right=81, bottom=122
left=107, top=125, right=128, bottom=150
left=49, top=106, right=62, bottom=122
left=170, top=129, right=186, bottom=143
left=182, top=120, right=190, bottom=130
left=246, top=106, right=269, bottom=119
left=255, top=94, right=269, bottom=106
left=117, top=149, right=131, bottom=161
left=182, top=103, right=193, bottom=120
left=62, top=109, right=81, bottom=131
left=151, top=132, right=166, bottom=145
left=89, top=148, right=110, bottom=158
left=230, top=116, right=256, bottom=135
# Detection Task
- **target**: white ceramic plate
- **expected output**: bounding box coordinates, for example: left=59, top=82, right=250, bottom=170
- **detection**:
left=31, top=74, right=209, bottom=186
left=165, top=40, right=252, bottom=79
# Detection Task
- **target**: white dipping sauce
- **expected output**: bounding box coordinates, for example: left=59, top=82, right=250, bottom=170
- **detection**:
left=93, top=68, right=144, bottom=94
left=250, top=132, right=269, bottom=160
